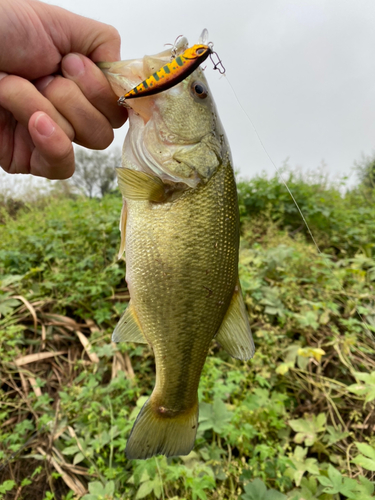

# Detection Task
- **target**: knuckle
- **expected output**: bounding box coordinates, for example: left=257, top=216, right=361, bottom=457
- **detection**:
left=106, top=25, right=121, bottom=46
left=83, top=81, right=105, bottom=103
left=0, top=107, right=14, bottom=171
left=0, top=75, right=26, bottom=105
left=77, top=121, right=113, bottom=150
left=110, top=110, right=128, bottom=129
left=59, top=151, right=75, bottom=178
left=43, top=75, right=77, bottom=104
left=42, top=144, right=75, bottom=180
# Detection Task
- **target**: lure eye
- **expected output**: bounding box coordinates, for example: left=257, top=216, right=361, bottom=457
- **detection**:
left=191, top=81, right=208, bottom=99
left=196, top=47, right=206, bottom=56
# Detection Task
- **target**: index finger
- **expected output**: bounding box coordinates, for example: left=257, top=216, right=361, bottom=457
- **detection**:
left=61, top=53, right=127, bottom=129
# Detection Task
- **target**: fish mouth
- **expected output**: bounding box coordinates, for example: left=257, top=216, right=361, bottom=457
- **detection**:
left=98, top=34, right=189, bottom=104
left=97, top=48, right=174, bottom=121
left=98, top=39, right=222, bottom=189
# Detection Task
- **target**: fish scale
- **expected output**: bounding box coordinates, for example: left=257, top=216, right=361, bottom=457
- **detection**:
left=126, top=160, right=238, bottom=412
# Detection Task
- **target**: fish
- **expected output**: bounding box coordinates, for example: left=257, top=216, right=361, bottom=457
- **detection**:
left=98, top=33, right=255, bottom=460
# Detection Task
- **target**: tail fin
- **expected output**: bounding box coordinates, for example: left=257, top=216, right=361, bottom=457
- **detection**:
left=126, top=397, right=198, bottom=459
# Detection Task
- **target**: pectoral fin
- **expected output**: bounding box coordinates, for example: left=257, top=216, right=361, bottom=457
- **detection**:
left=116, top=167, right=165, bottom=202
left=112, top=301, right=148, bottom=344
left=215, top=281, right=255, bottom=360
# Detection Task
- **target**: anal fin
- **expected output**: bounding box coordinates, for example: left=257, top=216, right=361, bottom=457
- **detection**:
left=112, top=301, right=148, bottom=344
left=215, top=280, right=255, bottom=360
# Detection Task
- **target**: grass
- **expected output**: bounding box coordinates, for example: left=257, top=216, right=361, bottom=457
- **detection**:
left=0, top=172, right=374, bottom=500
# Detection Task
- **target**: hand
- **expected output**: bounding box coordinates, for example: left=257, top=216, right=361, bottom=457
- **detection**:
left=0, top=0, right=127, bottom=179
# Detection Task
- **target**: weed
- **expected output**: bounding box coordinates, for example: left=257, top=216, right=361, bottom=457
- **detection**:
left=1, top=174, right=375, bottom=498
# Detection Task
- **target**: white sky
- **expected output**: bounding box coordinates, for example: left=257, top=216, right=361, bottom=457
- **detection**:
left=2, top=0, right=375, bottom=193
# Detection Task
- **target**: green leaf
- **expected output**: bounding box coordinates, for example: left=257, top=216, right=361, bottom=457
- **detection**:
left=348, top=371, right=375, bottom=403
left=104, top=481, right=115, bottom=496
left=0, top=274, right=23, bottom=287
left=136, top=481, right=154, bottom=499
left=242, top=478, right=267, bottom=500
left=291, top=476, right=319, bottom=500
left=285, top=446, right=319, bottom=486
left=241, top=479, right=286, bottom=500
left=324, top=425, right=350, bottom=445
left=352, top=455, right=375, bottom=471
left=87, top=481, right=106, bottom=496
left=340, top=478, right=362, bottom=498
left=317, top=476, right=332, bottom=487
left=317, top=466, right=361, bottom=497
left=295, top=311, right=320, bottom=329
left=355, top=442, right=375, bottom=460
left=73, top=452, right=85, bottom=465
left=328, top=464, right=343, bottom=489
left=199, top=397, right=232, bottom=434
left=0, top=480, right=16, bottom=494
left=62, top=445, right=80, bottom=456
left=152, top=479, right=162, bottom=499
left=358, top=475, right=374, bottom=495
left=352, top=442, right=375, bottom=470
left=265, top=490, right=287, bottom=500
left=289, top=413, right=326, bottom=446
left=0, top=298, right=20, bottom=316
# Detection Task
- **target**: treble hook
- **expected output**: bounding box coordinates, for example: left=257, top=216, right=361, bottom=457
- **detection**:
left=166, top=35, right=187, bottom=60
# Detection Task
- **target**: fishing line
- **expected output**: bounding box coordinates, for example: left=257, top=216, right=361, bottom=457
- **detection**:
left=221, top=74, right=322, bottom=254
left=219, top=73, right=371, bottom=332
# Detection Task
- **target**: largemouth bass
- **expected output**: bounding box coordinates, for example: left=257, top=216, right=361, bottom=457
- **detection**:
left=99, top=36, right=254, bottom=460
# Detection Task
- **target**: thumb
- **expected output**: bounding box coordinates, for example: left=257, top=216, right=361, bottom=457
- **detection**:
left=28, top=111, right=75, bottom=179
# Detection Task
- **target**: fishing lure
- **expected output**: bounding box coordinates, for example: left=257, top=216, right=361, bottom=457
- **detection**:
left=118, top=40, right=225, bottom=105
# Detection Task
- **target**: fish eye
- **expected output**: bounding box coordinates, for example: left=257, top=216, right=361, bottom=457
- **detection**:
left=196, top=47, right=206, bottom=56
left=191, top=81, right=208, bottom=99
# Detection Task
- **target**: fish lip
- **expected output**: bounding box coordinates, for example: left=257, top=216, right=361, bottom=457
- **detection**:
left=99, top=52, right=174, bottom=121
left=98, top=59, right=145, bottom=98
left=98, top=48, right=174, bottom=101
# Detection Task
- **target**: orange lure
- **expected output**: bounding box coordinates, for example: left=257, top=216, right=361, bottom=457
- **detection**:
left=118, top=44, right=212, bottom=104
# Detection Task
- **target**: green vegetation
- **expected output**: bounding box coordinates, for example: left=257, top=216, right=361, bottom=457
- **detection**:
left=0, top=167, right=374, bottom=499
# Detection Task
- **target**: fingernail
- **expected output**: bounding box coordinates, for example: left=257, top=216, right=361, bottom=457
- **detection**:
left=35, top=113, right=55, bottom=138
left=63, top=53, right=85, bottom=77
left=0, top=72, right=8, bottom=81
left=35, top=75, right=54, bottom=91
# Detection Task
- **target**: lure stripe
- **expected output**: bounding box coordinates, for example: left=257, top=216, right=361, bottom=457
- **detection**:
left=121, top=44, right=212, bottom=100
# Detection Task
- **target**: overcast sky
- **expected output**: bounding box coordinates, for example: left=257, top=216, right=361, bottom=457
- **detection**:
left=2, top=0, right=375, bottom=192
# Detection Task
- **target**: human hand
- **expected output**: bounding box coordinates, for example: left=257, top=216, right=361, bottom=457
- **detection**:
left=0, top=0, right=127, bottom=179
